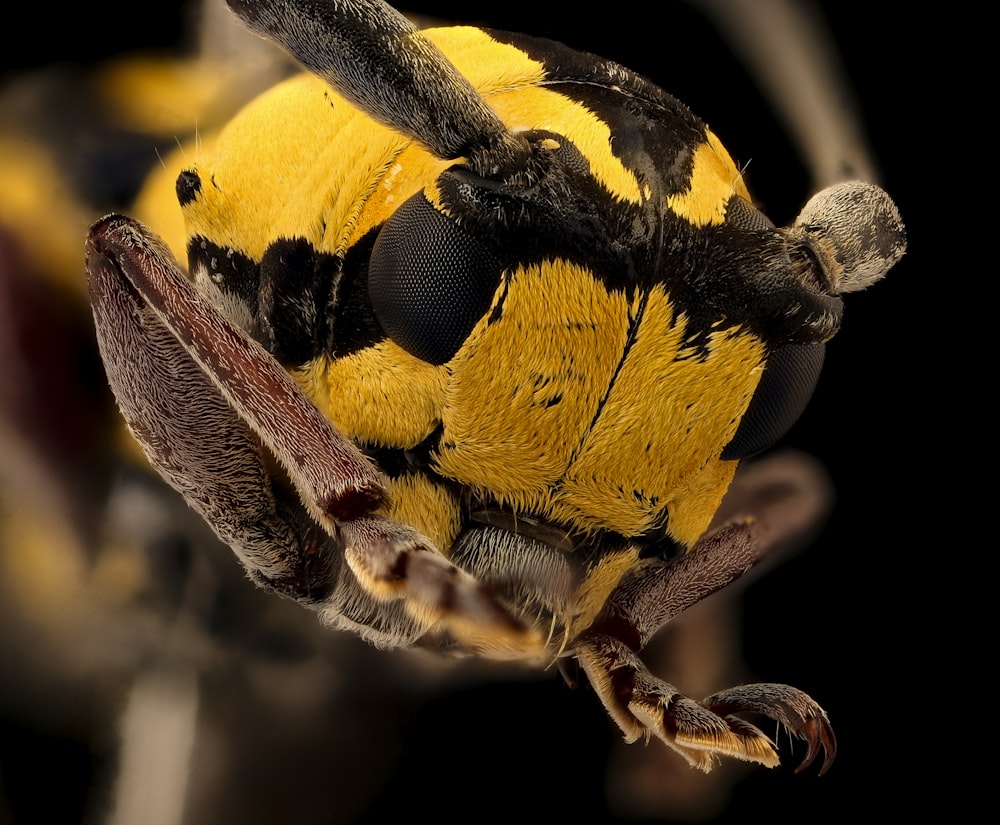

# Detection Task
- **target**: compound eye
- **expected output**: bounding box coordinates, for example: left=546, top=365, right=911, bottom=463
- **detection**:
left=722, top=342, right=825, bottom=460
left=369, top=194, right=503, bottom=365
left=725, top=194, right=776, bottom=232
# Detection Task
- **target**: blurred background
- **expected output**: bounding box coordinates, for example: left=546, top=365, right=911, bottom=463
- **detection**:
left=1, top=2, right=942, bottom=823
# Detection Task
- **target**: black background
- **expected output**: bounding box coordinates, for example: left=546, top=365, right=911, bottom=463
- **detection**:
left=1, top=2, right=948, bottom=823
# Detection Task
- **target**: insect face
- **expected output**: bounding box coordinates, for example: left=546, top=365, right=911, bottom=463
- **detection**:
left=86, top=0, right=904, bottom=773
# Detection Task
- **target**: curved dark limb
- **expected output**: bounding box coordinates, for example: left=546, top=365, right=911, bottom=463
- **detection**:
left=86, top=214, right=535, bottom=650
left=575, top=635, right=834, bottom=773
left=702, top=683, right=837, bottom=775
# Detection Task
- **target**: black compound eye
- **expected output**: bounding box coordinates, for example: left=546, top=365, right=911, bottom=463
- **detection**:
left=725, top=194, right=775, bottom=232
left=722, top=342, right=825, bottom=460
left=368, top=193, right=503, bottom=365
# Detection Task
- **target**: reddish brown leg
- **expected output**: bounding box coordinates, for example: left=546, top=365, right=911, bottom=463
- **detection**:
left=573, top=453, right=836, bottom=772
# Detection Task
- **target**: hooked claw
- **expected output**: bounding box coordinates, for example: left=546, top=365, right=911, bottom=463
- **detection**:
left=575, top=635, right=836, bottom=774
left=702, top=682, right=837, bottom=775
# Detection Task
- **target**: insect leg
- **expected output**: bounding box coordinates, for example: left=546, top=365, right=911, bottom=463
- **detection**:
left=86, top=215, right=528, bottom=644
left=604, top=452, right=833, bottom=649
left=88, top=215, right=386, bottom=524
left=87, top=214, right=336, bottom=598
left=575, top=633, right=780, bottom=771
left=574, top=453, right=836, bottom=771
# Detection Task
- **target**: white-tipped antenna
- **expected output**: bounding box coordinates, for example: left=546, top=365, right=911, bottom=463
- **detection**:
left=792, top=180, right=906, bottom=294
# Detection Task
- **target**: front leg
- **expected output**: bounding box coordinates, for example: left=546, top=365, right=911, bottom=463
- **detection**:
left=575, top=634, right=782, bottom=771
left=574, top=453, right=836, bottom=772
left=86, top=214, right=531, bottom=647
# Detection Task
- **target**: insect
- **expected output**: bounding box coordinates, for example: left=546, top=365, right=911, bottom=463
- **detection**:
left=86, top=0, right=905, bottom=774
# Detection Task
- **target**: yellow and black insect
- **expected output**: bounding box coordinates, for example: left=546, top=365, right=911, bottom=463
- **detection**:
left=86, top=0, right=905, bottom=773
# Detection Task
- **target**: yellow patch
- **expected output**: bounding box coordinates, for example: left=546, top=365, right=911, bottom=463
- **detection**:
left=382, top=473, right=462, bottom=553
left=487, top=87, right=643, bottom=204
left=351, top=144, right=449, bottom=240
left=666, top=130, right=750, bottom=226
left=549, top=289, right=765, bottom=544
left=425, top=27, right=547, bottom=94
left=433, top=263, right=764, bottom=545
left=664, top=457, right=741, bottom=545
left=568, top=546, right=642, bottom=639
left=434, top=260, right=632, bottom=503
left=181, top=75, right=350, bottom=259
left=184, top=73, right=431, bottom=260
left=294, top=342, right=446, bottom=449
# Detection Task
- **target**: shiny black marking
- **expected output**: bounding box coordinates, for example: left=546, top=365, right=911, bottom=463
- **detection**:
left=431, top=102, right=841, bottom=352
left=259, top=237, right=338, bottom=364
left=176, top=169, right=202, bottom=206
left=187, top=233, right=388, bottom=367
left=187, top=235, right=261, bottom=321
